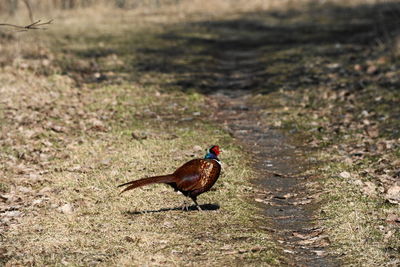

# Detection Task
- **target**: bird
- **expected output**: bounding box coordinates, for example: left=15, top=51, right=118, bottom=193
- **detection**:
left=118, top=145, right=221, bottom=211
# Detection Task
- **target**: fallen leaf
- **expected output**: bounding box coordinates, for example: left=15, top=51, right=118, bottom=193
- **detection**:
left=292, top=199, right=313, bottom=205
left=58, top=203, right=74, bottom=214
left=17, top=186, right=32, bottom=194
left=366, top=65, right=378, bottom=74
left=192, top=145, right=202, bottom=152
left=384, top=230, right=394, bottom=242
left=131, top=131, right=148, bottom=140
left=283, top=249, right=295, bottom=254
left=365, top=126, right=379, bottom=138
left=362, top=181, right=376, bottom=197
left=3, top=210, right=23, bottom=217
left=100, top=159, right=111, bottom=166
left=386, top=213, right=400, bottom=223
left=273, top=120, right=282, bottom=127
left=283, top=193, right=297, bottom=198
left=50, top=125, right=64, bottom=133
left=385, top=185, right=400, bottom=204
left=32, top=198, right=45, bottom=206
left=292, top=228, right=324, bottom=239
left=273, top=194, right=289, bottom=200
left=354, top=64, right=362, bottom=71
left=327, top=63, right=340, bottom=69
left=314, top=250, right=327, bottom=256
left=38, top=186, right=52, bottom=195
left=339, top=171, right=351, bottom=179
left=220, top=245, right=232, bottom=250
left=0, top=194, right=8, bottom=202
left=89, top=118, right=107, bottom=131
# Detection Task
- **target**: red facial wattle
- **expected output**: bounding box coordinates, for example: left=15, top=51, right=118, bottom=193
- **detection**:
left=211, top=146, right=220, bottom=156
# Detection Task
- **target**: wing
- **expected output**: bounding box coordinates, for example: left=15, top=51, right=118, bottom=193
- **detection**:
left=173, top=159, right=221, bottom=192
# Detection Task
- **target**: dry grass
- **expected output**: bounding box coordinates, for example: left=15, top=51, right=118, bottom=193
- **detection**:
left=2, top=0, right=400, bottom=266
left=4, top=123, right=278, bottom=265
left=240, top=1, right=400, bottom=264
left=0, top=3, right=283, bottom=266
left=317, top=155, right=400, bottom=266
left=251, top=37, right=399, bottom=267
left=253, top=83, right=399, bottom=265
left=254, top=89, right=400, bottom=266
left=0, top=54, right=278, bottom=267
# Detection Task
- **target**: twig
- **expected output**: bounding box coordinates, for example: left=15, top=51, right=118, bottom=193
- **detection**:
left=0, top=19, right=53, bottom=31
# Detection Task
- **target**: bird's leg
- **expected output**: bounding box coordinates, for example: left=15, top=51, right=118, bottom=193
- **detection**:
left=191, top=197, right=202, bottom=211
left=181, top=200, right=190, bottom=211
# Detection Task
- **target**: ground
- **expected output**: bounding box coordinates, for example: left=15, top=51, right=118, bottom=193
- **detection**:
left=0, top=1, right=399, bottom=266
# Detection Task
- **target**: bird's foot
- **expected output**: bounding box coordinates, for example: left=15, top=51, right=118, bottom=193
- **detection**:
left=181, top=201, right=190, bottom=211
left=192, top=198, right=202, bottom=211
left=181, top=200, right=203, bottom=211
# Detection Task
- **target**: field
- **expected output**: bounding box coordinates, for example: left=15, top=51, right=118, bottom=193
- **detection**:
left=1, top=0, right=399, bottom=266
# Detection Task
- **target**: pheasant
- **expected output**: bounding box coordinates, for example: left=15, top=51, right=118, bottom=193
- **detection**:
left=118, top=145, right=222, bottom=211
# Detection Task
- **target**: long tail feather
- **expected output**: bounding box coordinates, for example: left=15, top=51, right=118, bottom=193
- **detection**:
left=118, top=175, right=176, bottom=194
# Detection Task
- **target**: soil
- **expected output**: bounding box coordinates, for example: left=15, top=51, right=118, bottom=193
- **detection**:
left=214, top=93, right=337, bottom=266
left=209, top=63, right=337, bottom=266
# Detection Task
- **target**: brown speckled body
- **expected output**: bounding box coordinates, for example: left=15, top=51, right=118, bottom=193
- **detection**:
left=170, top=159, right=221, bottom=199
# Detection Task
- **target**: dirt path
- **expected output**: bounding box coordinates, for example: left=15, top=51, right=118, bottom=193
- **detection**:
left=215, top=94, right=336, bottom=266
left=208, top=51, right=337, bottom=265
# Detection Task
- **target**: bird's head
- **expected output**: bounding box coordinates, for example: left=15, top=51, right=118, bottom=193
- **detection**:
left=204, top=145, right=221, bottom=159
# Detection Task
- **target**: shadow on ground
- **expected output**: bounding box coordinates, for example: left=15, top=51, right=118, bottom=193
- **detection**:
left=125, top=203, right=220, bottom=215
left=129, top=2, right=399, bottom=95
left=58, top=2, right=400, bottom=96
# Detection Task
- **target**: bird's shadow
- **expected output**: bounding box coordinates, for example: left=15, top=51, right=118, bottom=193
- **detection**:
left=125, top=203, right=220, bottom=215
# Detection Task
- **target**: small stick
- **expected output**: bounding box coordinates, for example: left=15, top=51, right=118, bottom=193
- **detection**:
left=0, top=19, right=53, bottom=32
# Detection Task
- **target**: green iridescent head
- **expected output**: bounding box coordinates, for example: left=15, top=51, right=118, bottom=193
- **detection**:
left=204, top=145, right=220, bottom=159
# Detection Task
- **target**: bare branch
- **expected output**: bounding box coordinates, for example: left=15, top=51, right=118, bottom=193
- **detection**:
left=0, top=19, right=53, bottom=31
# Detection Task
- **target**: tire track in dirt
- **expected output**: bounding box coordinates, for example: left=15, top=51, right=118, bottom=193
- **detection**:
left=209, top=49, right=338, bottom=266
